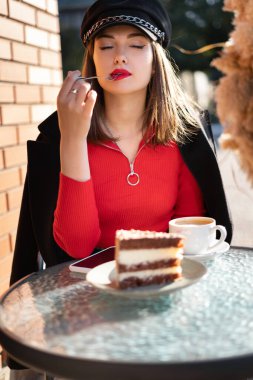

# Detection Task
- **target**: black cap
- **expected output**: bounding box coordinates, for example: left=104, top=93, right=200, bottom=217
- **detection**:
left=80, top=0, right=172, bottom=49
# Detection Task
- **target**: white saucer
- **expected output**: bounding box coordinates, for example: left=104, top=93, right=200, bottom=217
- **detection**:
left=86, top=258, right=207, bottom=298
left=184, top=241, right=230, bottom=262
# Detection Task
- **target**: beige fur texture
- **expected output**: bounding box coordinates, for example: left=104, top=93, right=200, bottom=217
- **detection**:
left=212, top=0, right=253, bottom=184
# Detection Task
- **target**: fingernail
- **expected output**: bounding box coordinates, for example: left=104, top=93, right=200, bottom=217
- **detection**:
left=89, top=90, right=97, bottom=98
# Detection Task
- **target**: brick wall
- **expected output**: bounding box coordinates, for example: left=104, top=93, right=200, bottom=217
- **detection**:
left=0, top=0, right=63, bottom=296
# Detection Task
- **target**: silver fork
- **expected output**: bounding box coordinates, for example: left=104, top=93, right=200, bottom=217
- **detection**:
left=70, top=75, right=117, bottom=95
left=76, top=75, right=117, bottom=81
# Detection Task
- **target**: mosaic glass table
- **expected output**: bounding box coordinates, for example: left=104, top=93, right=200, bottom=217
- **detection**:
left=0, top=247, right=253, bottom=380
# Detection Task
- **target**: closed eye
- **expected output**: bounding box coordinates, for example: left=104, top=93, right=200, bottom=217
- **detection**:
left=99, top=45, right=145, bottom=50
left=130, top=45, right=145, bottom=49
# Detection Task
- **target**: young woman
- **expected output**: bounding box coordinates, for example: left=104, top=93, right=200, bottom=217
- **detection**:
left=8, top=1, right=232, bottom=374
left=10, top=0, right=233, bottom=285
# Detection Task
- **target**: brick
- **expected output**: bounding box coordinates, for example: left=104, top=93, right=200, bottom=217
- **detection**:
left=51, top=69, right=63, bottom=86
left=0, top=150, right=3, bottom=169
left=0, top=234, right=11, bottom=257
left=0, top=83, right=14, bottom=103
left=12, top=42, right=38, bottom=65
left=0, top=105, right=30, bottom=125
left=47, top=0, right=58, bottom=16
left=0, top=0, right=8, bottom=16
left=0, top=191, right=7, bottom=214
left=0, top=209, right=19, bottom=236
left=15, top=84, right=41, bottom=104
left=0, top=253, right=13, bottom=280
left=0, top=61, right=27, bottom=83
left=37, top=11, right=59, bottom=33
left=0, top=16, right=24, bottom=42
left=0, top=168, right=21, bottom=191
left=41, top=85, right=59, bottom=103
left=23, top=0, right=46, bottom=10
left=28, top=65, right=51, bottom=85
left=9, top=0, right=36, bottom=25
left=19, top=165, right=27, bottom=184
left=7, top=186, right=22, bottom=210
left=39, top=49, right=61, bottom=69
left=0, top=127, right=17, bottom=147
left=31, top=104, right=55, bottom=123
left=17, top=124, right=38, bottom=143
left=48, top=32, right=61, bottom=51
left=0, top=38, right=11, bottom=59
left=3, top=145, right=27, bottom=168
left=10, top=229, right=16, bottom=251
left=25, top=25, right=48, bottom=48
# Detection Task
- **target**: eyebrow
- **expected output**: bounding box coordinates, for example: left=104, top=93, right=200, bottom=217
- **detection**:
left=96, top=32, right=147, bottom=40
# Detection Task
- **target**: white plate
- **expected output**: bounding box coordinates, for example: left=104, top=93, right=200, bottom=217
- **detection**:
left=86, top=258, right=207, bottom=298
left=184, top=241, right=230, bottom=262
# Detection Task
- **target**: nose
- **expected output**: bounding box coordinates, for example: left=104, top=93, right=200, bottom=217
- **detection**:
left=114, top=55, right=127, bottom=65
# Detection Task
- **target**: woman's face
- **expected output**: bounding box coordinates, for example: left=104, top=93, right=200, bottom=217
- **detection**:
left=93, top=24, right=153, bottom=96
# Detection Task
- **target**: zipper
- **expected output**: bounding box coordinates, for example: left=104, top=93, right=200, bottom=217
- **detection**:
left=100, top=137, right=150, bottom=186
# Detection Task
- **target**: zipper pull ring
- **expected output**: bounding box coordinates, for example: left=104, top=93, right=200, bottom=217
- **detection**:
left=127, top=162, right=140, bottom=186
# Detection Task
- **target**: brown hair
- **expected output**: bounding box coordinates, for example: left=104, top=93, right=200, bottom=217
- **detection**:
left=82, top=40, right=202, bottom=145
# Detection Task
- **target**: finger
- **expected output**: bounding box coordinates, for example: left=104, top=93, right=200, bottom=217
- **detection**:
left=82, top=90, right=97, bottom=119
left=58, top=70, right=81, bottom=98
left=74, top=82, right=91, bottom=103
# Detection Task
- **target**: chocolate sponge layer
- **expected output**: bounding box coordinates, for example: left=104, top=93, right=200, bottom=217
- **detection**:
left=119, top=273, right=181, bottom=289
left=119, top=237, right=183, bottom=249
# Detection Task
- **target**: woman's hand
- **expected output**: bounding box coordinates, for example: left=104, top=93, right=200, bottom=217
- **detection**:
left=57, top=70, right=97, bottom=181
left=57, top=70, right=97, bottom=142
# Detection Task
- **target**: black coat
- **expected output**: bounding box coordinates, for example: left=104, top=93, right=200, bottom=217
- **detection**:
left=10, top=110, right=233, bottom=286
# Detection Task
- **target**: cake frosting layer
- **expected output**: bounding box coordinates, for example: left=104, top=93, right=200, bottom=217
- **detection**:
left=117, top=248, right=183, bottom=266
left=118, top=258, right=182, bottom=272
left=116, top=229, right=184, bottom=249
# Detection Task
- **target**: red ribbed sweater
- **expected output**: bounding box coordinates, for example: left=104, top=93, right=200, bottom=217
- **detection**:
left=53, top=140, right=205, bottom=258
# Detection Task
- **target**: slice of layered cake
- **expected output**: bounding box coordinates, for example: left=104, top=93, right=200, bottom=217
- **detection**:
left=115, top=229, right=184, bottom=289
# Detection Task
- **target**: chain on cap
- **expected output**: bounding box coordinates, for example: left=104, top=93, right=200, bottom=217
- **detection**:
left=83, top=15, right=165, bottom=45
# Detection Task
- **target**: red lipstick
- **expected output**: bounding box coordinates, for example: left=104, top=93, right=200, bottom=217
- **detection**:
left=110, top=69, right=132, bottom=81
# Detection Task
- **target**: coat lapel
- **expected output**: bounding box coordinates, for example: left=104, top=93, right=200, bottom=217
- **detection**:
left=179, top=127, right=232, bottom=242
left=27, top=112, right=70, bottom=265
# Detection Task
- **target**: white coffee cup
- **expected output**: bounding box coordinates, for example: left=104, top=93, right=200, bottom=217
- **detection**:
left=169, top=216, right=227, bottom=255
